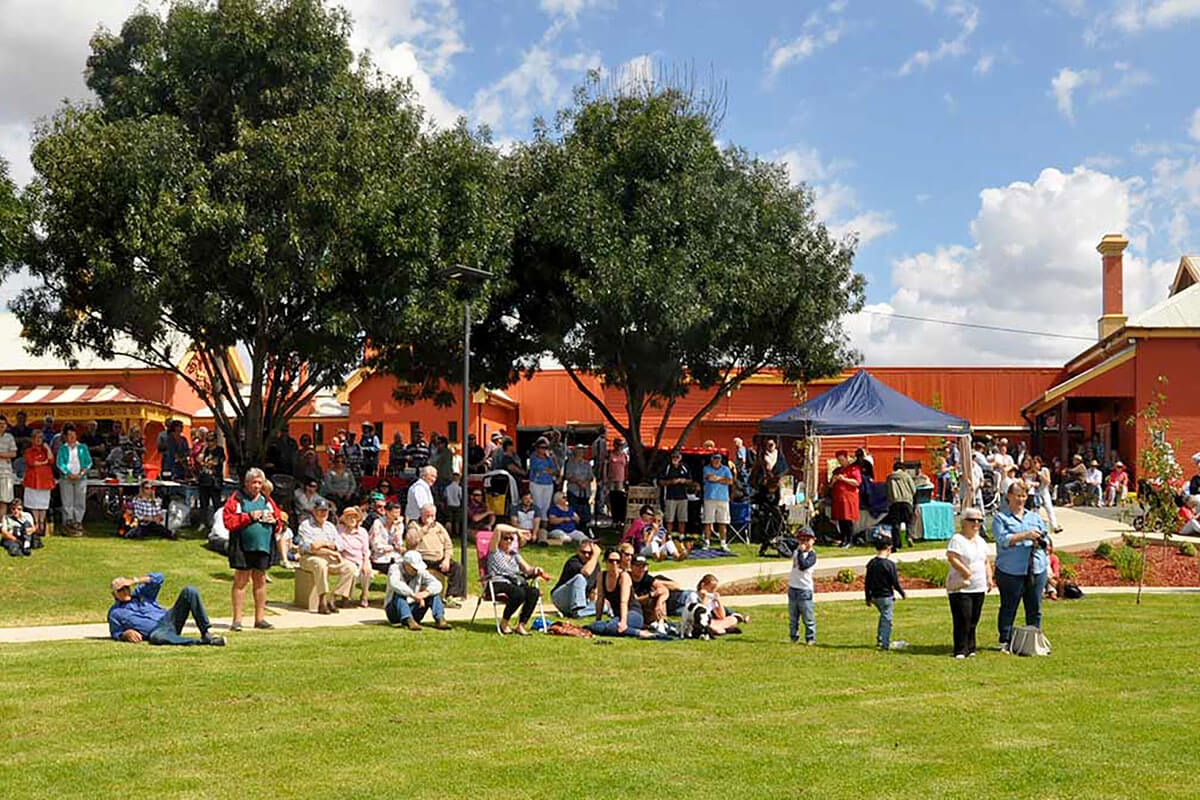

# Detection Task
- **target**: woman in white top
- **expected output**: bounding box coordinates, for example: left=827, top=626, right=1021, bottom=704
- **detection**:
left=946, top=507, right=994, bottom=658
left=1032, top=456, right=1061, bottom=533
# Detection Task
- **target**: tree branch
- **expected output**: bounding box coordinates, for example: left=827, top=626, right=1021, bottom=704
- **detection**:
left=562, top=363, right=632, bottom=442
left=671, top=361, right=768, bottom=452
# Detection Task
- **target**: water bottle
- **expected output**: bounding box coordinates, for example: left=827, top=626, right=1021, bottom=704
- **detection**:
left=899, top=522, right=908, bottom=548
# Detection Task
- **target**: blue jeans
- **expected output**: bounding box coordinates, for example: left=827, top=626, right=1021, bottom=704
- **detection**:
left=872, top=596, right=895, bottom=649
left=147, top=586, right=212, bottom=645
left=385, top=593, right=445, bottom=624
left=588, top=604, right=644, bottom=637
left=788, top=588, right=815, bottom=643
left=996, top=569, right=1047, bottom=644
left=567, top=493, right=591, bottom=529
left=550, top=574, right=595, bottom=618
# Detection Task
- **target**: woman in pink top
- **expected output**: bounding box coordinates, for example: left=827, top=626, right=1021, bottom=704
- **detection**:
left=606, top=437, right=631, bottom=524
left=337, top=507, right=373, bottom=607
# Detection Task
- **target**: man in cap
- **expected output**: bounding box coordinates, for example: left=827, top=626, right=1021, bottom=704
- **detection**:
left=630, top=554, right=683, bottom=633
left=107, top=571, right=224, bottom=645
left=360, top=422, right=381, bottom=479
left=701, top=452, right=734, bottom=549
left=1084, top=459, right=1103, bottom=506
left=1061, top=453, right=1087, bottom=505
left=384, top=550, right=452, bottom=631
left=659, top=450, right=692, bottom=536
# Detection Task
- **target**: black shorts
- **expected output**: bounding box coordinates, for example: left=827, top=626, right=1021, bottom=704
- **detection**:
left=228, top=538, right=271, bottom=572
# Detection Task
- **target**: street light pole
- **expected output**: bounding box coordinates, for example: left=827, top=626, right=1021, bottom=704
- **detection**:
left=460, top=299, right=471, bottom=572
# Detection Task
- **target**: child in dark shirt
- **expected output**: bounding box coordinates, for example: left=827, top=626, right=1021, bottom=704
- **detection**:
left=864, top=535, right=907, bottom=650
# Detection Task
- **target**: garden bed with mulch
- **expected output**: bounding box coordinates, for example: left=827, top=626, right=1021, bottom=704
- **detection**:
left=722, top=573, right=940, bottom=596
left=1069, top=542, right=1200, bottom=587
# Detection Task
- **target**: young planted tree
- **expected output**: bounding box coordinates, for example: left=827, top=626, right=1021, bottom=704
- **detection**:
left=1124, top=376, right=1183, bottom=604
left=7, top=0, right=507, bottom=470
left=489, top=74, right=864, bottom=477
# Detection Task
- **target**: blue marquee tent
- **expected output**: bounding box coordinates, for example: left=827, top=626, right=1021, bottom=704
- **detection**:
left=758, top=369, right=971, bottom=438
left=758, top=370, right=974, bottom=508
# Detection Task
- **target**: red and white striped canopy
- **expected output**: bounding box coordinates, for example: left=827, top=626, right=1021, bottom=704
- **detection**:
left=0, top=384, right=150, bottom=405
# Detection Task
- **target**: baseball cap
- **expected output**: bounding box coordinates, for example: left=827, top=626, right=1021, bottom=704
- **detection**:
left=312, top=498, right=331, bottom=511
left=110, top=577, right=134, bottom=594
left=633, top=555, right=647, bottom=564
left=795, top=526, right=816, bottom=539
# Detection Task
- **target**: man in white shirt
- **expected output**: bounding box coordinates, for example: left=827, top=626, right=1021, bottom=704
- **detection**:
left=405, top=465, right=437, bottom=521
left=1084, top=460, right=1103, bottom=506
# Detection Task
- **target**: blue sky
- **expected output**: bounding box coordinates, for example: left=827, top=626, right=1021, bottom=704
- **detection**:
left=2, top=0, right=1199, bottom=365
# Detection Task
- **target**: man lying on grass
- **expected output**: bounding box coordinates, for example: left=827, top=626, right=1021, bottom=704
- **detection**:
left=107, top=572, right=226, bottom=646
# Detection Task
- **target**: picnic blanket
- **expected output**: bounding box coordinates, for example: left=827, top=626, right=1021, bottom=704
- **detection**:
left=686, top=547, right=737, bottom=559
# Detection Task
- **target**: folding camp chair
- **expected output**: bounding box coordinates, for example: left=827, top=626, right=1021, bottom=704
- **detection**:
left=727, top=500, right=752, bottom=546
left=469, top=530, right=548, bottom=634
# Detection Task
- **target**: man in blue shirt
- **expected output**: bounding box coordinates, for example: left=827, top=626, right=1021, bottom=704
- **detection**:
left=107, top=572, right=225, bottom=646
left=701, top=452, right=734, bottom=550
left=359, top=422, right=381, bottom=479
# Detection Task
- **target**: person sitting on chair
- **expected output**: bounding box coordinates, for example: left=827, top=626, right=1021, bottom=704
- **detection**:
left=1104, top=461, right=1129, bottom=507
left=385, top=551, right=452, bottom=631
left=485, top=529, right=549, bottom=635
left=107, top=571, right=224, bottom=646
left=1084, top=460, right=1103, bottom=506
left=405, top=503, right=466, bottom=605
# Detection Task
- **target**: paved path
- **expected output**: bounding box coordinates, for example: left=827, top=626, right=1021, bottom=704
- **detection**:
left=2, top=505, right=1180, bottom=646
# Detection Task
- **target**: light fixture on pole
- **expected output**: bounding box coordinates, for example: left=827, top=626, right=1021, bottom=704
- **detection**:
left=438, top=264, right=493, bottom=572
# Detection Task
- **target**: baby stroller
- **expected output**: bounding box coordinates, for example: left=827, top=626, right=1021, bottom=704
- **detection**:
left=753, top=501, right=789, bottom=557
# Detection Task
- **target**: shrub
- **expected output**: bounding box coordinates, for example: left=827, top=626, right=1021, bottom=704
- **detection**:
left=1057, top=550, right=1081, bottom=566
left=1059, top=564, right=1077, bottom=581
left=754, top=572, right=785, bottom=593
left=1095, top=541, right=1114, bottom=560
left=1122, top=532, right=1145, bottom=549
left=897, top=558, right=949, bottom=587
left=835, top=568, right=856, bottom=584
left=1178, top=541, right=1197, bottom=558
left=1110, top=546, right=1146, bottom=582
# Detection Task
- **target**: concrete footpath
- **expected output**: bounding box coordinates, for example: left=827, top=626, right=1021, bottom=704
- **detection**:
left=2, top=505, right=1188, bottom=646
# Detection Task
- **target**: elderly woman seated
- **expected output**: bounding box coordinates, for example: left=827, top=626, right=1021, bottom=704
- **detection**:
left=385, top=551, right=452, bottom=631
left=368, top=500, right=407, bottom=572
left=485, top=529, right=550, bottom=635
left=545, top=492, right=586, bottom=544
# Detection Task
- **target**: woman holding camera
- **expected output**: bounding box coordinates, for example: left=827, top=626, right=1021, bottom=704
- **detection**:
left=991, top=482, right=1049, bottom=652
left=223, top=467, right=284, bottom=631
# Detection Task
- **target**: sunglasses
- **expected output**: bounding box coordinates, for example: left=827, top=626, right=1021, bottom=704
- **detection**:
left=607, top=558, right=621, bottom=564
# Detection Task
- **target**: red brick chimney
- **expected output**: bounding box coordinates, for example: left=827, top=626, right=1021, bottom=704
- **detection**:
left=1097, top=233, right=1129, bottom=340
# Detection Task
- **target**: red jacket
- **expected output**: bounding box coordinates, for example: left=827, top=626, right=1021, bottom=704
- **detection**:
left=23, top=445, right=55, bottom=491
left=222, top=490, right=285, bottom=536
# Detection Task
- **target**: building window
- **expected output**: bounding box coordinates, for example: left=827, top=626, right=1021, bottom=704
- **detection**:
left=448, top=421, right=458, bottom=442
left=313, top=423, right=324, bottom=445
left=374, top=421, right=384, bottom=441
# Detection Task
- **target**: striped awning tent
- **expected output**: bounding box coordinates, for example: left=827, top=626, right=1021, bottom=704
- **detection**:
left=0, top=385, right=184, bottom=423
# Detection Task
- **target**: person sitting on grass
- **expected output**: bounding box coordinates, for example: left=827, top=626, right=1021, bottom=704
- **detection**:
left=621, top=505, right=655, bottom=553
left=107, top=571, right=225, bottom=646
left=385, top=551, right=452, bottom=631
left=128, top=480, right=174, bottom=540
left=629, top=555, right=683, bottom=634
left=551, top=538, right=600, bottom=618
left=864, top=534, right=907, bottom=651
left=788, top=528, right=817, bottom=645
left=696, top=573, right=747, bottom=635
left=589, top=549, right=655, bottom=638
left=545, top=492, right=586, bottom=544
left=337, top=507, right=373, bottom=608
left=486, top=529, right=550, bottom=636
left=643, top=509, right=685, bottom=561
left=2, top=497, right=37, bottom=556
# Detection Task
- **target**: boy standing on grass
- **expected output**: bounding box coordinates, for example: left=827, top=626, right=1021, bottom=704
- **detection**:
left=787, top=527, right=817, bottom=644
left=865, top=534, right=907, bottom=650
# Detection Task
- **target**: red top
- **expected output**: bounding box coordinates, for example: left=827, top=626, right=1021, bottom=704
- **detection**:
left=23, top=444, right=55, bottom=491
left=830, top=464, right=862, bottom=522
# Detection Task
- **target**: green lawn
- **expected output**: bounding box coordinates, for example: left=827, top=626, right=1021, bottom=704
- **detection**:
left=0, top=525, right=945, bottom=627
left=1, top=595, right=1197, bottom=799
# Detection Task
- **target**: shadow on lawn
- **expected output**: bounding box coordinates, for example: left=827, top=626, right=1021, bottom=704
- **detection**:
left=819, top=642, right=956, bottom=657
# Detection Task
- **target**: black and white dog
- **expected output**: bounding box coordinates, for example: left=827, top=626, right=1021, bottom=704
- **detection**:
left=680, top=596, right=715, bottom=640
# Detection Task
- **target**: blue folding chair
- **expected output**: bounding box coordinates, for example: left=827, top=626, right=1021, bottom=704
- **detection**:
left=728, top=500, right=752, bottom=546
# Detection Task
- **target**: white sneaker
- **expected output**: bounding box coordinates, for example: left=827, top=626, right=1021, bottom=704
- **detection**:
left=719, top=541, right=729, bottom=550
left=954, top=653, right=966, bottom=659
left=889, top=640, right=908, bottom=651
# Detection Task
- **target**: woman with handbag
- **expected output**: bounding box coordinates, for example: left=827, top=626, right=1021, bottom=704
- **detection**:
left=946, top=507, right=993, bottom=658
left=991, top=483, right=1049, bottom=653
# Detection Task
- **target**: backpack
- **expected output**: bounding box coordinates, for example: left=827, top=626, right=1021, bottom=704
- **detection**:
left=1009, top=625, right=1051, bottom=656
left=1062, top=582, right=1084, bottom=600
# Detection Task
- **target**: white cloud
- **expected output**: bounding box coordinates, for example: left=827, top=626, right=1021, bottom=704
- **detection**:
left=847, top=166, right=1179, bottom=365
left=1083, top=153, right=1123, bottom=170
left=898, top=2, right=979, bottom=76
left=1111, top=0, right=1200, bottom=31
left=470, top=43, right=602, bottom=131
left=1094, top=61, right=1154, bottom=101
left=1050, top=67, right=1098, bottom=121
left=775, top=146, right=896, bottom=247
left=538, top=0, right=610, bottom=19
left=1190, top=108, right=1200, bottom=142
left=765, top=2, right=847, bottom=79
left=973, top=54, right=994, bottom=75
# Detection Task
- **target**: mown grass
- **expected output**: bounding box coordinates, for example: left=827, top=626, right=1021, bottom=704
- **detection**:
left=1, top=595, right=1197, bottom=799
